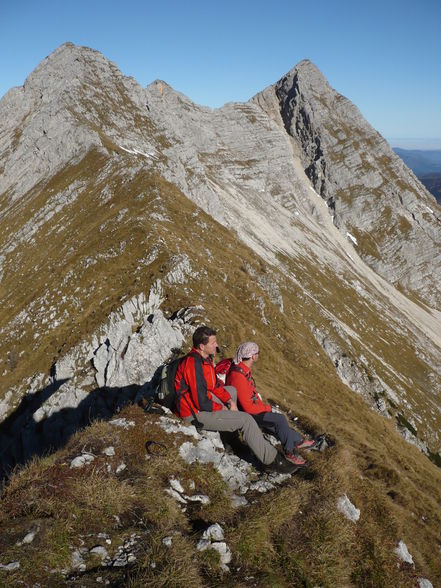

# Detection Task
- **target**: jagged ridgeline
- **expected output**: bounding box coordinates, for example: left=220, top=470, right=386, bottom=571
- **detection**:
left=0, top=43, right=440, bottom=586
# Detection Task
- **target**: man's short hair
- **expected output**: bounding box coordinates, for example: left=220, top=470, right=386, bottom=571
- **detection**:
left=193, top=325, right=216, bottom=348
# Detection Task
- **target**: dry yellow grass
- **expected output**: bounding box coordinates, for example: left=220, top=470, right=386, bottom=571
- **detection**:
left=1, top=392, right=440, bottom=587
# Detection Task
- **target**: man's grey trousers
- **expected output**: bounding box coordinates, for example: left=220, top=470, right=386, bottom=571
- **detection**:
left=185, top=386, right=277, bottom=465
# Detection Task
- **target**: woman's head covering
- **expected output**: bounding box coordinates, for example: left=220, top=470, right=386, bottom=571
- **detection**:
left=234, top=342, right=259, bottom=364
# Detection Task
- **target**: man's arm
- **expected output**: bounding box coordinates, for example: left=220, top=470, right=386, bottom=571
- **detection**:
left=211, top=384, right=232, bottom=405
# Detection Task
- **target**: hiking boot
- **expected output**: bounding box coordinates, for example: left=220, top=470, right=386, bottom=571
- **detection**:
left=285, top=451, right=307, bottom=466
left=296, top=439, right=317, bottom=450
left=266, top=453, right=299, bottom=474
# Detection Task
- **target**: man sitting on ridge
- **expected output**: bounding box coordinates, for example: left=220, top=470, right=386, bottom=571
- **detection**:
left=174, top=326, right=298, bottom=474
left=225, top=341, right=316, bottom=466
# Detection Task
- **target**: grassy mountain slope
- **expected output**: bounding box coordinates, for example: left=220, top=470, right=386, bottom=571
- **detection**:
left=1, top=144, right=440, bottom=585
left=1, top=393, right=440, bottom=586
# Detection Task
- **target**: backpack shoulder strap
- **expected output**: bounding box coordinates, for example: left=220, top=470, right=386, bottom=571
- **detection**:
left=229, top=364, right=251, bottom=379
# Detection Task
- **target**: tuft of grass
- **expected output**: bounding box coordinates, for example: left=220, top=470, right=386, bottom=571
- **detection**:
left=126, top=534, right=204, bottom=588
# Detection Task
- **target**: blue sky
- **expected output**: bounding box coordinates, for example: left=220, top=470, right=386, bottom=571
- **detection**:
left=1, top=0, right=440, bottom=147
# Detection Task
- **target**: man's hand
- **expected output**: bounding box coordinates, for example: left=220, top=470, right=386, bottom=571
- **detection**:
left=227, top=399, right=238, bottom=411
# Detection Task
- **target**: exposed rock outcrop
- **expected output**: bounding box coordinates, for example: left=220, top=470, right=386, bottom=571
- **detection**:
left=0, top=280, right=196, bottom=478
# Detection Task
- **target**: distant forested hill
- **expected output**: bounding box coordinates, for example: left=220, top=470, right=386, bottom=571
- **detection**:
left=419, top=173, right=441, bottom=202
left=393, top=148, right=441, bottom=202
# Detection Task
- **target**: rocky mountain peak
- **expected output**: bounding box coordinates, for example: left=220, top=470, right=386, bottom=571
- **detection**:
left=23, top=42, right=128, bottom=93
left=0, top=43, right=154, bottom=202
left=145, top=77, right=208, bottom=111
left=253, top=60, right=441, bottom=309
left=281, top=58, right=329, bottom=87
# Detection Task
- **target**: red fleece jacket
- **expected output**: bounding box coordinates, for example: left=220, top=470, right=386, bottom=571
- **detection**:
left=174, top=349, right=231, bottom=418
left=225, top=362, right=271, bottom=415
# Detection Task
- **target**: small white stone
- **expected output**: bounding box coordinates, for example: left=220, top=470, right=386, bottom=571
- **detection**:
left=0, top=561, right=21, bottom=571
left=418, top=579, right=433, bottom=588
left=337, top=494, right=360, bottom=522
left=210, top=542, right=232, bottom=565
left=22, top=531, right=36, bottom=544
left=202, top=523, right=224, bottom=542
left=162, top=537, right=173, bottom=547
left=70, top=453, right=95, bottom=469
left=231, top=494, right=249, bottom=508
left=394, top=540, right=414, bottom=565
left=159, top=416, right=201, bottom=439
left=115, top=463, right=126, bottom=474
left=249, top=480, right=275, bottom=493
left=71, top=549, right=86, bottom=570
left=196, top=538, right=211, bottom=551
left=169, top=478, right=185, bottom=494
left=185, top=494, right=210, bottom=504
left=103, top=446, right=115, bottom=457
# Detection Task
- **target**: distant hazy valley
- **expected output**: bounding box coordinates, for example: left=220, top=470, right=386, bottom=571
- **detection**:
left=393, top=147, right=441, bottom=202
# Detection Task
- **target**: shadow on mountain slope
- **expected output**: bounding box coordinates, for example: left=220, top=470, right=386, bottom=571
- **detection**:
left=0, top=378, right=68, bottom=480
left=0, top=377, right=160, bottom=482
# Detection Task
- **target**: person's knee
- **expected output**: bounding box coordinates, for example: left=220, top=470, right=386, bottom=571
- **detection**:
left=231, top=411, right=251, bottom=427
left=242, top=412, right=262, bottom=432
left=271, top=412, right=285, bottom=424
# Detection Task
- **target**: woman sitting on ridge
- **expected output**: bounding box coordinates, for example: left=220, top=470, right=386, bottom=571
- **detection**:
left=225, top=341, right=315, bottom=466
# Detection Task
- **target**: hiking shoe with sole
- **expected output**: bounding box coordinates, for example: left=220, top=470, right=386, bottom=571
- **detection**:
left=285, top=451, right=307, bottom=466
left=266, top=453, right=300, bottom=474
left=296, top=439, right=317, bottom=450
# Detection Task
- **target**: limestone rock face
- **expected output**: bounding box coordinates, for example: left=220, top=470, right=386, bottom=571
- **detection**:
left=92, top=308, right=184, bottom=388
left=253, top=60, right=441, bottom=308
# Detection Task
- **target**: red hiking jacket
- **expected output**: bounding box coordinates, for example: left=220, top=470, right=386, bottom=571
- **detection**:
left=174, top=349, right=232, bottom=418
left=225, top=362, right=271, bottom=415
